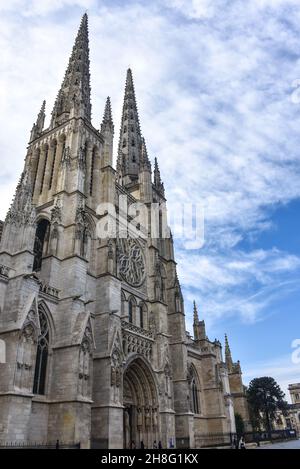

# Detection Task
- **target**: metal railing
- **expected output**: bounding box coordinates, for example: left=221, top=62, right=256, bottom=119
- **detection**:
left=0, top=440, right=80, bottom=449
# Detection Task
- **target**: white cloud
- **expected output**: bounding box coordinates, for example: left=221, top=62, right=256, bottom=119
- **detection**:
left=243, top=354, right=300, bottom=402
left=1, top=0, right=300, bottom=333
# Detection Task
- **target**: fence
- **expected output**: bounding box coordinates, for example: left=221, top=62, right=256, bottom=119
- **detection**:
left=244, top=429, right=297, bottom=444
left=0, top=441, right=80, bottom=449
left=195, top=432, right=234, bottom=448
left=195, top=428, right=297, bottom=448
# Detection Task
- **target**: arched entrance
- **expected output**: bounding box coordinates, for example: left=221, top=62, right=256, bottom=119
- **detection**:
left=123, top=357, right=159, bottom=449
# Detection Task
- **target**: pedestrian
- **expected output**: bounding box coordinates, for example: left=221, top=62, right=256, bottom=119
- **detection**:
left=238, top=436, right=246, bottom=449
left=140, top=440, right=145, bottom=449
left=231, top=435, right=237, bottom=449
left=153, top=440, right=157, bottom=449
left=158, top=440, right=162, bottom=449
left=55, top=439, right=60, bottom=449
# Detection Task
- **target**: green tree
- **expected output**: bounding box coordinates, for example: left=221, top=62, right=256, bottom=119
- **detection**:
left=247, top=377, right=288, bottom=437
left=235, top=413, right=245, bottom=437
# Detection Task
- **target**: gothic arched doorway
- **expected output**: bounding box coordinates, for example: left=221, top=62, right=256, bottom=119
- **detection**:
left=123, top=357, right=159, bottom=449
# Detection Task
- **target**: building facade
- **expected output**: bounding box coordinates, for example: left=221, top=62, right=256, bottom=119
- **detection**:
left=0, top=14, right=248, bottom=448
left=274, top=383, right=300, bottom=435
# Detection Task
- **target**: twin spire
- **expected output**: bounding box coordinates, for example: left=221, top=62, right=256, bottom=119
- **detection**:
left=30, top=14, right=164, bottom=190
left=116, top=68, right=143, bottom=181
left=51, top=13, right=91, bottom=127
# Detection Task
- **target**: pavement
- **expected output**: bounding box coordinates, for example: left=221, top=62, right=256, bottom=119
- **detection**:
left=256, top=438, right=300, bottom=449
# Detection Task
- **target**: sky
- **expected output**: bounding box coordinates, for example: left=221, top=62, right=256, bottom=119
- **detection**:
left=0, top=0, right=300, bottom=400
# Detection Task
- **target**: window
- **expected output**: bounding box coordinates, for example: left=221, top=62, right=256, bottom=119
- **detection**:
left=33, top=307, right=49, bottom=395
left=40, top=145, right=49, bottom=193
left=128, top=300, right=133, bottom=323
left=90, top=147, right=96, bottom=196
left=139, top=305, right=143, bottom=329
left=295, top=393, right=299, bottom=401
left=33, top=219, right=50, bottom=271
left=49, top=141, right=57, bottom=189
left=191, top=378, right=199, bottom=414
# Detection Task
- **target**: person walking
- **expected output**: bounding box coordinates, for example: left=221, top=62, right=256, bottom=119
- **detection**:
left=238, top=436, right=246, bottom=449
left=158, top=440, right=162, bottom=449
left=140, top=440, right=145, bottom=449
left=153, top=440, right=158, bottom=449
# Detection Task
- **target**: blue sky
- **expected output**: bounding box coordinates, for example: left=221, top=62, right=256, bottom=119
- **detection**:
left=0, top=0, right=300, bottom=399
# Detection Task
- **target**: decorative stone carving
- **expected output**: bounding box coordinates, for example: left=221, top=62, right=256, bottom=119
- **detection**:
left=51, top=197, right=62, bottom=223
left=117, top=237, right=145, bottom=287
left=77, top=145, right=86, bottom=170
left=61, top=145, right=71, bottom=166
left=121, top=321, right=153, bottom=361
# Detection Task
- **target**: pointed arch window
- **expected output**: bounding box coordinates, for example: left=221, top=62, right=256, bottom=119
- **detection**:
left=131, top=139, right=135, bottom=147
left=49, top=141, right=57, bottom=190
left=33, top=307, right=49, bottom=395
left=90, top=147, right=96, bottom=196
left=139, top=305, right=143, bottom=329
left=33, top=148, right=40, bottom=194
left=191, top=378, right=199, bottom=414
left=40, top=145, right=49, bottom=193
left=128, top=299, right=133, bottom=324
left=33, top=219, right=50, bottom=271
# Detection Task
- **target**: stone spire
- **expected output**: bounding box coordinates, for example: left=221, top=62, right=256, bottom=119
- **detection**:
left=51, top=13, right=91, bottom=128
left=30, top=100, right=46, bottom=142
left=193, top=300, right=199, bottom=324
left=101, top=97, right=114, bottom=134
left=225, top=334, right=233, bottom=371
left=101, top=97, right=114, bottom=167
left=117, top=68, right=143, bottom=183
left=193, top=301, right=206, bottom=342
left=154, top=157, right=165, bottom=196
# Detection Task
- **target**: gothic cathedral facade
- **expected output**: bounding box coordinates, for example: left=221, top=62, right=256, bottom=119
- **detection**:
left=0, top=15, right=249, bottom=448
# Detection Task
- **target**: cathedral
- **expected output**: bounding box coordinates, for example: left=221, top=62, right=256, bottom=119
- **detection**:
left=0, top=14, right=249, bottom=448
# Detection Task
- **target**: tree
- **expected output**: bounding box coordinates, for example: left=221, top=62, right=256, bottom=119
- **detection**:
left=235, top=413, right=245, bottom=437
left=247, top=377, right=288, bottom=437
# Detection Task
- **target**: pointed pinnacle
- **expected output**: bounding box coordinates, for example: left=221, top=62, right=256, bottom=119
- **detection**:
left=40, top=100, right=46, bottom=114
left=193, top=301, right=199, bottom=323
left=154, top=157, right=162, bottom=186
left=140, top=137, right=151, bottom=170
left=225, top=333, right=229, bottom=349
left=225, top=334, right=233, bottom=367
left=101, top=96, right=114, bottom=132
left=126, top=68, right=134, bottom=90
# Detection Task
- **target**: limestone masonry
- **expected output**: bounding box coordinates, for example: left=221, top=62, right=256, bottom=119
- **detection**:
left=0, top=14, right=250, bottom=448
